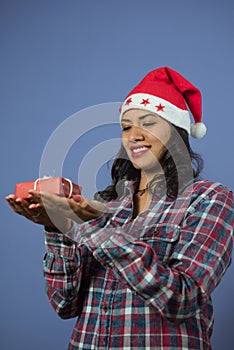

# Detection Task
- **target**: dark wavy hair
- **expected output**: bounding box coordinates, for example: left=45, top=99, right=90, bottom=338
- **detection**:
left=95, top=125, right=204, bottom=202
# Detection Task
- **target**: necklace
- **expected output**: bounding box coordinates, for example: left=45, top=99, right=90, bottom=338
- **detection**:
left=136, top=184, right=149, bottom=196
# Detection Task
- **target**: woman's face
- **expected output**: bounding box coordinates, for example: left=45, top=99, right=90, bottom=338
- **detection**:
left=121, top=109, right=171, bottom=174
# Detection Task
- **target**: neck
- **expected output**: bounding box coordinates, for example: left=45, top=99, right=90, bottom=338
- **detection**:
left=138, top=171, right=154, bottom=190
left=138, top=169, right=163, bottom=194
left=136, top=184, right=149, bottom=196
left=135, top=172, right=151, bottom=196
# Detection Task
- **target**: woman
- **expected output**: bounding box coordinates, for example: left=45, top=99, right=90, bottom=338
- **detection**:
left=6, top=67, right=234, bottom=349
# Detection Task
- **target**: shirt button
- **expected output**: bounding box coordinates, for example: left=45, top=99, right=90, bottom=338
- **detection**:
left=102, top=304, right=109, bottom=313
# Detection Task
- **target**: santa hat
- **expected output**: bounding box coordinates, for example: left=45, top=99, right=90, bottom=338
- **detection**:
left=120, top=66, right=207, bottom=138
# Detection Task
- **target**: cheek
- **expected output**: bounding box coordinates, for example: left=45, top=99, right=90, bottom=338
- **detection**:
left=151, top=127, right=171, bottom=147
left=121, top=136, right=127, bottom=148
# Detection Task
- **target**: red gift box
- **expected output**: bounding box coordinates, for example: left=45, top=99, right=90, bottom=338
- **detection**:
left=14, top=177, right=82, bottom=200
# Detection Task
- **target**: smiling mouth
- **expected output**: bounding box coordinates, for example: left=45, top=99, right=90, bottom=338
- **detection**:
left=130, top=145, right=150, bottom=157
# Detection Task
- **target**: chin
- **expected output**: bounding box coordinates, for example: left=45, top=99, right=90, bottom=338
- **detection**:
left=131, top=160, right=162, bottom=174
left=131, top=162, right=142, bottom=170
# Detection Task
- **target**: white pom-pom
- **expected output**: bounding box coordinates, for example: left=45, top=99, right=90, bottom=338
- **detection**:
left=190, top=122, right=207, bottom=139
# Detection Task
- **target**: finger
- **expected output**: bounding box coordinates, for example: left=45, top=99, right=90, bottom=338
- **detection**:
left=29, top=190, right=66, bottom=207
left=28, top=202, right=43, bottom=210
left=5, top=194, right=16, bottom=201
left=28, top=191, right=59, bottom=211
left=28, top=190, right=42, bottom=203
left=5, top=195, right=16, bottom=209
left=6, top=194, right=55, bottom=226
left=6, top=195, right=38, bottom=219
left=6, top=195, right=20, bottom=210
left=16, top=201, right=47, bottom=223
left=72, top=196, right=97, bottom=213
left=14, top=198, right=45, bottom=220
left=15, top=198, right=34, bottom=215
left=72, top=194, right=82, bottom=202
left=8, top=197, right=30, bottom=217
left=70, top=197, right=105, bottom=220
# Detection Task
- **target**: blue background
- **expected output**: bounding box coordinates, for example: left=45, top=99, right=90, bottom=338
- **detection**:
left=1, top=1, right=234, bottom=349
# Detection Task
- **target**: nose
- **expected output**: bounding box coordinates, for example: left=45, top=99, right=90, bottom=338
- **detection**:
left=127, top=126, right=144, bottom=142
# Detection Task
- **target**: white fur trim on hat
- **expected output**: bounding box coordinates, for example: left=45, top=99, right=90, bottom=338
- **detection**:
left=120, top=93, right=191, bottom=134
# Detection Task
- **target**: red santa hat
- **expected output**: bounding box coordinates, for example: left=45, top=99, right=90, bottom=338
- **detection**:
left=120, top=66, right=207, bottom=138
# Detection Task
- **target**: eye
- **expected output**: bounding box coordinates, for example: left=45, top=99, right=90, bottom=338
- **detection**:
left=121, top=124, right=131, bottom=131
left=142, top=122, right=156, bottom=127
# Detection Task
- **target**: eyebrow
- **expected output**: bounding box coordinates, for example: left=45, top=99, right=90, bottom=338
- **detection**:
left=121, top=113, right=158, bottom=123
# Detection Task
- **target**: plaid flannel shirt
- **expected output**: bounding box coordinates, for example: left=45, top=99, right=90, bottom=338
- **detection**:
left=43, top=180, right=234, bottom=350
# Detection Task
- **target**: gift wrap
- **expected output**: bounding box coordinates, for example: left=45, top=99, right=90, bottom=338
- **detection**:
left=14, top=177, right=82, bottom=200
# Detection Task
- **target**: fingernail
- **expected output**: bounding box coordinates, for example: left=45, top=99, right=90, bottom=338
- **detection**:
left=72, top=195, right=82, bottom=202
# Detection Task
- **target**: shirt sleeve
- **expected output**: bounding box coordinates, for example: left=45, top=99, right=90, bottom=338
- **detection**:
left=43, top=226, right=82, bottom=319
left=81, top=185, right=234, bottom=322
left=43, top=212, right=111, bottom=319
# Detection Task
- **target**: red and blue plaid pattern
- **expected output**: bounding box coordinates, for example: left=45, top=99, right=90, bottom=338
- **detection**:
left=43, top=180, right=234, bottom=349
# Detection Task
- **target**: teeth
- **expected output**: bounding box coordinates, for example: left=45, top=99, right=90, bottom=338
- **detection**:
left=132, top=147, right=148, bottom=153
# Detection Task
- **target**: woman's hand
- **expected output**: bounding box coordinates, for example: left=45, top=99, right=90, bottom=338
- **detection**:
left=5, top=191, right=105, bottom=233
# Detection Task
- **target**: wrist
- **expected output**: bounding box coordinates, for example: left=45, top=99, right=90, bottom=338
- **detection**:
left=45, top=219, right=73, bottom=233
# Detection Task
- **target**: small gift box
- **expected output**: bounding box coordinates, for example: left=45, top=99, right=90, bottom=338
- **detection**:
left=14, top=177, right=82, bottom=200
